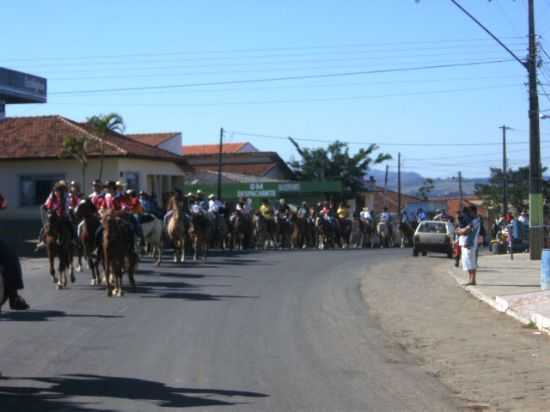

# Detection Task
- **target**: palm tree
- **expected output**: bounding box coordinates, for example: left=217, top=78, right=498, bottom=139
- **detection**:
left=86, top=113, right=125, bottom=181
left=61, top=135, right=89, bottom=191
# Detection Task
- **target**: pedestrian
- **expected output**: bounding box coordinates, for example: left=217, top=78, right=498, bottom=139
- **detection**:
left=456, top=205, right=481, bottom=286
left=0, top=193, right=30, bottom=310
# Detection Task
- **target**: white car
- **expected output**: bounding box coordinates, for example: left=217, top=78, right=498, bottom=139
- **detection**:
left=413, top=220, right=455, bottom=258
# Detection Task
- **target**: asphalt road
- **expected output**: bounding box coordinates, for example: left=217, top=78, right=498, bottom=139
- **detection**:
left=0, top=249, right=458, bottom=412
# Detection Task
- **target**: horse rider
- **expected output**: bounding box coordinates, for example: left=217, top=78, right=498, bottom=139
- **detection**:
left=36, top=180, right=73, bottom=250
left=336, top=202, right=351, bottom=221
left=434, top=209, right=451, bottom=222
left=140, top=191, right=163, bottom=219
left=126, top=189, right=146, bottom=248
left=416, top=208, right=428, bottom=224
left=297, top=201, right=309, bottom=219
left=196, top=190, right=209, bottom=211
left=89, top=179, right=106, bottom=210
left=236, top=197, right=252, bottom=217
left=0, top=193, right=30, bottom=310
left=68, top=181, right=83, bottom=211
left=380, top=206, right=394, bottom=238
left=360, top=206, right=374, bottom=224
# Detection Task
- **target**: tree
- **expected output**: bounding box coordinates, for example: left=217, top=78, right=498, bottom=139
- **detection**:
left=417, top=178, right=434, bottom=200
left=86, top=113, right=125, bottom=181
left=288, top=138, right=391, bottom=194
left=475, top=166, right=550, bottom=218
left=60, top=135, right=89, bottom=192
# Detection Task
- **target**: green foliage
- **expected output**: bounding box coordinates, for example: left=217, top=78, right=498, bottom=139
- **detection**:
left=85, top=113, right=125, bottom=180
left=61, top=135, right=90, bottom=189
left=417, top=178, right=435, bottom=200
left=288, top=138, right=391, bottom=194
left=475, top=166, right=550, bottom=217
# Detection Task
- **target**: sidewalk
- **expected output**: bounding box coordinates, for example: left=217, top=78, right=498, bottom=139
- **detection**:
left=449, top=253, right=550, bottom=332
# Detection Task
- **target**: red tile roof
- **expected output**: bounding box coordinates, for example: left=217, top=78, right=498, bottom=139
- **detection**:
left=193, top=163, right=277, bottom=176
left=0, top=115, right=187, bottom=165
left=127, top=132, right=179, bottom=147
left=182, top=142, right=249, bottom=156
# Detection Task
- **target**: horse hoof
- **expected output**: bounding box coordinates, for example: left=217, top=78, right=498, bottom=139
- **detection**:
left=71, top=275, right=76, bottom=283
left=76, top=266, right=82, bottom=273
left=90, top=279, right=97, bottom=286
left=56, top=284, right=62, bottom=290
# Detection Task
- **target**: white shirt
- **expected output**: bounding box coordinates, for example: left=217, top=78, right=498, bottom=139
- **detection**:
left=360, top=211, right=373, bottom=222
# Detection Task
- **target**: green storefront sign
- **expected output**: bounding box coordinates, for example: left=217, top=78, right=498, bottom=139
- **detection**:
left=188, top=180, right=343, bottom=202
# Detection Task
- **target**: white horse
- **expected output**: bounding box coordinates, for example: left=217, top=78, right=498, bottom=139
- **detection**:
left=141, top=215, right=163, bottom=266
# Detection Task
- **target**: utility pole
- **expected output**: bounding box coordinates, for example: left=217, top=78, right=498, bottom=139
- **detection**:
left=458, top=171, right=464, bottom=210
left=217, top=127, right=224, bottom=200
left=449, top=0, right=543, bottom=259
left=528, top=0, right=544, bottom=260
left=397, top=153, right=402, bottom=215
left=500, top=125, right=510, bottom=217
left=383, top=164, right=389, bottom=208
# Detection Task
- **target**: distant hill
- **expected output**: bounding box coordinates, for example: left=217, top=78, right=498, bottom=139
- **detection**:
left=367, top=169, right=488, bottom=197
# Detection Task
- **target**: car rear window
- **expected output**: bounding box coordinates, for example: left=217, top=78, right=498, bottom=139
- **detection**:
left=418, top=222, right=447, bottom=234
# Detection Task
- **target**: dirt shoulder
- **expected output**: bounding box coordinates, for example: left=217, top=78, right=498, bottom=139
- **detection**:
left=361, top=254, right=550, bottom=411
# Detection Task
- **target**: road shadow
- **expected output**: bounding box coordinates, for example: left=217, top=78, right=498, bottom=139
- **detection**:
left=474, top=284, right=540, bottom=288
left=140, top=291, right=258, bottom=301
left=0, top=310, right=122, bottom=322
left=0, top=374, right=268, bottom=411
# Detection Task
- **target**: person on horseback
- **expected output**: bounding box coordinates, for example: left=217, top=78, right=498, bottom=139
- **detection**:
left=36, top=180, right=73, bottom=250
left=360, top=206, right=373, bottom=223
left=380, top=206, right=394, bottom=239
left=140, top=191, right=162, bottom=219
left=416, top=208, right=428, bottom=224
left=68, top=181, right=82, bottom=211
left=336, top=202, right=350, bottom=220
left=0, top=193, right=30, bottom=310
left=89, top=179, right=106, bottom=210
left=236, top=197, right=252, bottom=217
left=196, top=190, right=209, bottom=212
left=297, top=201, right=309, bottom=219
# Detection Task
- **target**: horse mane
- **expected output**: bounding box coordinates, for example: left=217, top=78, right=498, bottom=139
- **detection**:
left=166, top=195, right=180, bottom=211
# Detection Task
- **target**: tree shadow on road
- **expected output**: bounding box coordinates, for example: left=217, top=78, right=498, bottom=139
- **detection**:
left=0, top=310, right=123, bottom=322
left=0, top=374, right=269, bottom=411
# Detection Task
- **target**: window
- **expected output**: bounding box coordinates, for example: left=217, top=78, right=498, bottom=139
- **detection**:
left=123, top=172, right=140, bottom=190
left=418, top=222, right=447, bottom=234
left=19, top=175, right=64, bottom=206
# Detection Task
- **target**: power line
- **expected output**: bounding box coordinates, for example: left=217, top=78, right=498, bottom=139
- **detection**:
left=50, top=59, right=514, bottom=96
left=226, top=130, right=549, bottom=147
left=46, top=83, right=522, bottom=107
left=1, top=36, right=528, bottom=63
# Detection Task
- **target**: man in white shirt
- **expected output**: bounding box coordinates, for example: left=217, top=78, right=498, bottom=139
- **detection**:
left=456, top=206, right=480, bottom=286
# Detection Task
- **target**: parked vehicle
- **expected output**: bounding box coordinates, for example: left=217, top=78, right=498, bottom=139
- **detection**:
left=413, top=220, right=455, bottom=258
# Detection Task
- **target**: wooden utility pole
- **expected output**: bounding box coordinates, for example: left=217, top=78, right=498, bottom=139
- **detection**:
left=458, top=171, right=464, bottom=210
left=383, top=164, right=389, bottom=208
left=397, top=153, right=402, bottom=215
left=527, top=0, right=544, bottom=260
left=216, top=127, right=224, bottom=200
left=500, top=125, right=510, bottom=217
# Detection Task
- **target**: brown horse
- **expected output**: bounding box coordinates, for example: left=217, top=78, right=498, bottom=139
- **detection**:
left=165, top=197, right=186, bottom=263
left=229, top=211, right=252, bottom=250
left=45, top=213, right=75, bottom=289
left=338, top=218, right=352, bottom=249
left=188, top=212, right=211, bottom=261
left=291, top=214, right=308, bottom=249
left=254, top=213, right=277, bottom=249
left=359, top=219, right=376, bottom=248
left=102, top=211, right=137, bottom=297
left=75, top=199, right=102, bottom=286
left=275, top=211, right=293, bottom=249
left=316, top=216, right=336, bottom=249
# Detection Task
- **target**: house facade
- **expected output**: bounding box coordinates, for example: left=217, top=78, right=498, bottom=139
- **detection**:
left=0, top=115, right=188, bottom=220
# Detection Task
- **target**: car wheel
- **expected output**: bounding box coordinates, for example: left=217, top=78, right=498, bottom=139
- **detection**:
left=413, top=248, right=419, bottom=257
left=421, top=251, right=427, bottom=256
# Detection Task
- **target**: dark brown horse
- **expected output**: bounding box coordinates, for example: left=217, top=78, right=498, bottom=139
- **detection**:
left=229, top=211, right=252, bottom=250
left=74, top=198, right=102, bottom=286
left=102, top=211, right=137, bottom=297
left=45, top=213, right=74, bottom=289
left=338, top=218, right=352, bottom=249
left=359, top=219, right=376, bottom=248
left=188, top=212, right=211, bottom=261
left=316, top=216, right=336, bottom=249
left=291, top=214, right=308, bottom=249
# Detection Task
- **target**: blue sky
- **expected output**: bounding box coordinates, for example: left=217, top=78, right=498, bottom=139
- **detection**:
left=3, top=0, right=550, bottom=178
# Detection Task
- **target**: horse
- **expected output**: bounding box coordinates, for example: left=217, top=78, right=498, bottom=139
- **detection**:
left=399, top=220, right=415, bottom=248
left=102, top=211, right=137, bottom=297
left=165, top=197, right=187, bottom=263
left=208, top=211, right=228, bottom=249
left=316, top=216, right=336, bottom=250
left=359, top=219, right=376, bottom=248
left=254, top=213, right=278, bottom=249
left=275, top=211, right=293, bottom=249
left=188, top=212, right=211, bottom=261
left=140, top=213, right=163, bottom=266
left=229, top=211, right=252, bottom=250
left=291, top=214, right=308, bottom=249
left=376, top=220, right=392, bottom=248
left=338, top=218, right=352, bottom=249
left=74, top=199, right=102, bottom=286
left=45, top=212, right=75, bottom=289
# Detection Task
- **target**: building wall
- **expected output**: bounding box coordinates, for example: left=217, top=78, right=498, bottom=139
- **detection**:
left=0, top=158, right=119, bottom=220
left=238, top=143, right=258, bottom=153
left=158, top=134, right=182, bottom=155
left=117, top=158, right=185, bottom=201
left=264, top=166, right=290, bottom=180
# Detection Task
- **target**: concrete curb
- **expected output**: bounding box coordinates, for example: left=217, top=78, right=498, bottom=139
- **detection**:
left=446, top=267, right=541, bottom=330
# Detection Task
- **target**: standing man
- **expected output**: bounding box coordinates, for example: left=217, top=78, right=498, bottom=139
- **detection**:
left=456, top=206, right=481, bottom=286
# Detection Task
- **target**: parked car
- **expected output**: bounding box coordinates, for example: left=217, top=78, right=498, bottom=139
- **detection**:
left=413, top=220, right=455, bottom=258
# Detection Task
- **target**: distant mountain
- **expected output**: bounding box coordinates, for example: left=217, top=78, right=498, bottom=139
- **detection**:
left=366, top=169, right=488, bottom=197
